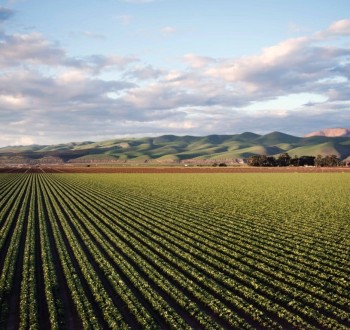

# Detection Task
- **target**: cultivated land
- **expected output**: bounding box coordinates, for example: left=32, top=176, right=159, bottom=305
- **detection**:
left=0, top=172, right=349, bottom=329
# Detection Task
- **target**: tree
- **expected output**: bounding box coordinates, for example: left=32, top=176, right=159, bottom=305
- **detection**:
left=247, top=155, right=261, bottom=167
left=247, top=153, right=341, bottom=167
left=290, top=155, right=300, bottom=167
left=247, top=155, right=284, bottom=167
left=315, top=155, right=323, bottom=167
left=266, top=156, right=277, bottom=167
left=277, top=153, right=291, bottom=167
left=324, top=154, right=341, bottom=167
left=298, top=156, right=315, bottom=166
left=314, top=154, right=341, bottom=167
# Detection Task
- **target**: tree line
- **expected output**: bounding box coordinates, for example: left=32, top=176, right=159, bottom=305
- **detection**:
left=247, top=153, right=345, bottom=167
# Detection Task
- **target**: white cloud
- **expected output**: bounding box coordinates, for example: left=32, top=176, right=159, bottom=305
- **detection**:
left=124, top=65, right=164, bottom=80
left=0, top=30, right=138, bottom=76
left=13, top=136, right=34, bottom=146
left=322, top=19, right=350, bottom=37
left=202, top=23, right=350, bottom=98
left=0, top=93, right=28, bottom=108
left=58, top=70, right=87, bottom=83
left=184, top=53, right=216, bottom=68
left=1, top=18, right=350, bottom=146
left=0, top=32, right=65, bottom=67
left=81, top=55, right=139, bottom=74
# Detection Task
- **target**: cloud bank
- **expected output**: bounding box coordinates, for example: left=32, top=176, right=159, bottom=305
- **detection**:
left=0, top=13, right=350, bottom=146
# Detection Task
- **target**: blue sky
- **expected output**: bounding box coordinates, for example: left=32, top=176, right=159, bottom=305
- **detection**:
left=0, top=0, right=350, bottom=146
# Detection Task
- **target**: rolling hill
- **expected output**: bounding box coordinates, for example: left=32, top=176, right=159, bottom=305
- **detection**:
left=1, top=131, right=350, bottom=165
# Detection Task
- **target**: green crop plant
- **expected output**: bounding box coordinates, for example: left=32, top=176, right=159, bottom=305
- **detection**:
left=0, top=172, right=349, bottom=329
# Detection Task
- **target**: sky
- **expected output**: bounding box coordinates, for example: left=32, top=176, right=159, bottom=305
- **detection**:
left=0, top=0, right=350, bottom=146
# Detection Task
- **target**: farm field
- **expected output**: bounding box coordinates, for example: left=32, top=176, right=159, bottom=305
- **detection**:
left=0, top=173, right=349, bottom=329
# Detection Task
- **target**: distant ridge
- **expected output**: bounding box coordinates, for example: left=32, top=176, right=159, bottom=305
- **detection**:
left=305, top=128, right=350, bottom=137
left=1, top=131, right=350, bottom=164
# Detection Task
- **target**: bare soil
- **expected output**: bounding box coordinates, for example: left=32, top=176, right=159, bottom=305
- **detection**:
left=0, top=166, right=350, bottom=174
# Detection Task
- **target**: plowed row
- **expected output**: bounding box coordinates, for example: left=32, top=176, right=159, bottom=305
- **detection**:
left=0, top=173, right=349, bottom=329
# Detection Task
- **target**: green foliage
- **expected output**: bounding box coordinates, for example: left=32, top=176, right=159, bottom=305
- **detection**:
left=315, top=154, right=343, bottom=167
left=0, top=173, right=349, bottom=329
left=248, top=153, right=343, bottom=167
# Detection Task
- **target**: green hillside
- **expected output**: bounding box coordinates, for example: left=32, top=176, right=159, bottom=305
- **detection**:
left=1, top=131, right=349, bottom=164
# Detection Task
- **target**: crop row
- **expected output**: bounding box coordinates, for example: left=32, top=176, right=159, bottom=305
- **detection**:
left=0, top=173, right=349, bottom=329
left=45, top=173, right=350, bottom=329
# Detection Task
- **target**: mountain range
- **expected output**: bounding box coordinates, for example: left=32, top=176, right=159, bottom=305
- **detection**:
left=1, top=130, right=350, bottom=165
